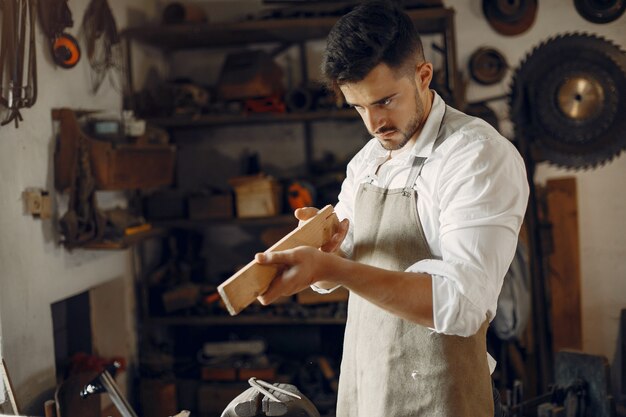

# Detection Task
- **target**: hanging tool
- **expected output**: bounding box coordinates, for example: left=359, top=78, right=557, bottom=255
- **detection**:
left=510, top=33, right=626, bottom=169
left=0, top=0, right=38, bottom=128
left=38, top=0, right=79, bottom=69
left=80, top=0, right=122, bottom=93
left=52, top=33, right=81, bottom=68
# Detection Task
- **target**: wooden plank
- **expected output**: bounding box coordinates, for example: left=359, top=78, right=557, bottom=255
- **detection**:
left=546, top=177, right=582, bottom=350
left=218, top=205, right=339, bottom=315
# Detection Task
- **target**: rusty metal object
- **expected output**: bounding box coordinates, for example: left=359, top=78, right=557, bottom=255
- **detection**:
left=510, top=33, right=626, bottom=169
left=468, top=47, right=508, bottom=85
left=482, top=0, right=537, bottom=36
left=574, top=0, right=626, bottom=23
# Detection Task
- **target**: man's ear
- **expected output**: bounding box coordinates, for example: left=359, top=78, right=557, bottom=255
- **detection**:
left=416, top=62, right=433, bottom=90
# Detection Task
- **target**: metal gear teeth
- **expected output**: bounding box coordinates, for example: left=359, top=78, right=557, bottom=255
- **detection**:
left=509, top=32, right=626, bottom=170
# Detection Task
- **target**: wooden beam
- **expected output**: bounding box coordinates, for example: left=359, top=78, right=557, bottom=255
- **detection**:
left=546, top=177, right=582, bottom=350
left=218, top=205, right=339, bottom=315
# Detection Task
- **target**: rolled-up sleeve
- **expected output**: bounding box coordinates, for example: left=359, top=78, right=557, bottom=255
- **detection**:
left=410, top=133, right=529, bottom=336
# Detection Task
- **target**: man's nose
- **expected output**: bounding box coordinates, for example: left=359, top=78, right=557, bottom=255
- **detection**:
left=364, top=108, right=384, bottom=132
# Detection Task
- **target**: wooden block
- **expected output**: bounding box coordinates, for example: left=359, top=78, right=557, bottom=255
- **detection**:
left=546, top=177, right=582, bottom=351
left=218, top=205, right=338, bottom=315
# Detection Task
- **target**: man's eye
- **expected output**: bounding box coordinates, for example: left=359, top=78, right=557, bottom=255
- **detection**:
left=382, top=98, right=392, bottom=106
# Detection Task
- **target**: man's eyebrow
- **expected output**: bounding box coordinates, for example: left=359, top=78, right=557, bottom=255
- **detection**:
left=347, top=93, right=398, bottom=108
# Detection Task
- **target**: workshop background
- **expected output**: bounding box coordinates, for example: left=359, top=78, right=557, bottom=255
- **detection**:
left=0, top=0, right=625, bottom=416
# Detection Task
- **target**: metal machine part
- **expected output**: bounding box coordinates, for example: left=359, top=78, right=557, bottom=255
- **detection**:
left=574, top=0, right=626, bottom=24
left=80, top=362, right=138, bottom=417
left=482, top=0, right=537, bottom=36
left=510, top=33, right=626, bottom=169
left=469, top=47, right=508, bottom=85
left=504, top=351, right=615, bottom=417
left=221, top=378, right=320, bottom=417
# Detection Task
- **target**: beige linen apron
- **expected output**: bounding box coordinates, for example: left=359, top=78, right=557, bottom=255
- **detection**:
left=336, top=107, right=493, bottom=417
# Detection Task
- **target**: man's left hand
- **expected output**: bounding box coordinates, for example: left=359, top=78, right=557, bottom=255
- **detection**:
left=255, top=247, right=331, bottom=305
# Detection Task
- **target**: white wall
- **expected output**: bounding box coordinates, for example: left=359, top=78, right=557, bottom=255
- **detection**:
left=446, top=0, right=626, bottom=361
left=0, top=0, right=155, bottom=410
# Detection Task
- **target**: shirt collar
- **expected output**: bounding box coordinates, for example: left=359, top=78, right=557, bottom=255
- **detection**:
left=369, top=90, right=445, bottom=161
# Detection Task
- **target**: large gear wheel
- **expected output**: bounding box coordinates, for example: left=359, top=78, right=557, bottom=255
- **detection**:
left=510, top=33, right=626, bottom=169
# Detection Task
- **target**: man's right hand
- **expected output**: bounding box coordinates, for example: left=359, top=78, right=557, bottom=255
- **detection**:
left=294, top=207, right=349, bottom=254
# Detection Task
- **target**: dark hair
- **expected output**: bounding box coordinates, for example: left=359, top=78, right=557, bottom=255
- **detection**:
left=321, top=0, right=424, bottom=92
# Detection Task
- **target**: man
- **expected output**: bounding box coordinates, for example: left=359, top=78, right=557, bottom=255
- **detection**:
left=255, top=1, right=529, bottom=416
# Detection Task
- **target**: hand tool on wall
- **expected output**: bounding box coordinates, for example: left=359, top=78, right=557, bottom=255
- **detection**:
left=80, top=0, right=122, bottom=93
left=218, top=205, right=339, bottom=315
left=38, top=0, right=80, bottom=68
left=0, top=0, right=37, bottom=128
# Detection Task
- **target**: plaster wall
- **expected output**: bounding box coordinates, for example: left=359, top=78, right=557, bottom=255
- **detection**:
left=0, top=0, right=155, bottom=410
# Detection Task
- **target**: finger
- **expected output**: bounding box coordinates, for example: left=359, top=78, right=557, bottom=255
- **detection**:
left=258, top=276, right=284, bottom=305
left=295, top=207, right=319, bottom=222
left=321, top=218, right=350, bottom=252
left=255, top=250, right=295, bottom=265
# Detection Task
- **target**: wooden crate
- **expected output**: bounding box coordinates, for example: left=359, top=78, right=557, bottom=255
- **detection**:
left=53, top=108, right=175, bottom=191
left=229, top=175, right=282, bottom=218
left=188, top=194, right=234, bottom=220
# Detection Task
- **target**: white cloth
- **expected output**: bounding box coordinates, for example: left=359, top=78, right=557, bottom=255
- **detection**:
left=320, top=91, right=528, bottom=347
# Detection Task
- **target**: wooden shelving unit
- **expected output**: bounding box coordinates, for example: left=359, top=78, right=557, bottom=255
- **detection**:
left=80, top=227, right=167, bottom=250
left=146, top=108, right=359, bottom=129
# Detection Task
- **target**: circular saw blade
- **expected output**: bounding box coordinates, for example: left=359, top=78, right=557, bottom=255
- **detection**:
left=510, top=33, right=626, bottom=169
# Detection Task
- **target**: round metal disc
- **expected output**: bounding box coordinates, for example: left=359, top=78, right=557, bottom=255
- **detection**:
left=557, top=76, right=605, bottom=120
left=482, top=0, right=537, bottom=36
left=469, top=47, right=508, bottom=85
left=574, top=0, right=626, bottom=24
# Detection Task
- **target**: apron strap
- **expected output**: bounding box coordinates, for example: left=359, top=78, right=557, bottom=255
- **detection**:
left=402, top=156, right=427, bottom=196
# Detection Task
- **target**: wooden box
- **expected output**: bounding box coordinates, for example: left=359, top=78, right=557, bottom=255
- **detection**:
left=53, top=108, right=175, bottom=191
left=229, top=175, right=282, bottom=218
left=188, top=193, right=234, bottom=220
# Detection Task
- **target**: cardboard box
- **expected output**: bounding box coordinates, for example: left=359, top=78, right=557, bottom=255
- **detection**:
left=229, top=175, right=282, bottom=218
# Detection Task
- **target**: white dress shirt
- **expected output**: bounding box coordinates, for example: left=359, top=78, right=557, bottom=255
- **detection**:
left=322, top=92, right=528, bottom=356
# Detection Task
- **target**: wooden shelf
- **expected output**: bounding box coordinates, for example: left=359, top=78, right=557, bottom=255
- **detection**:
left=147, top=315, right=346, bottom=326
left=155, top=214, right=298, bottom=229
left=123, top=8, right=454, bottom=50
left=146, top=108, right=360, bottom=129
left=81, top=227, right=167, bottom=250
